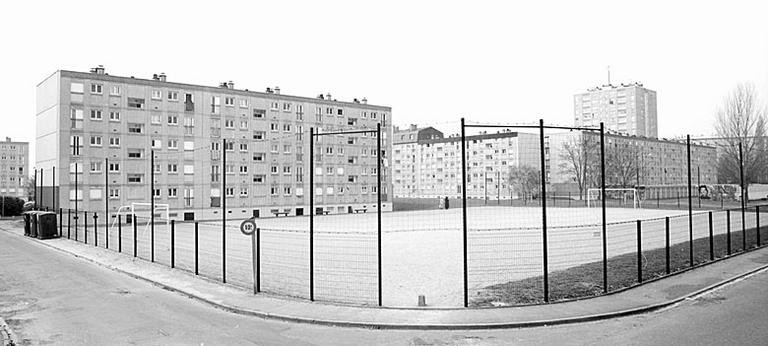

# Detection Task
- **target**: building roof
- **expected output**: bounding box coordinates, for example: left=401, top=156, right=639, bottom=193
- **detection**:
left=53, top=70, right=392, bottom=111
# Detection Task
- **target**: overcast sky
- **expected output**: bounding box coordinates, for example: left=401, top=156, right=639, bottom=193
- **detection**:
left=3, top=0, right=767, bottom=164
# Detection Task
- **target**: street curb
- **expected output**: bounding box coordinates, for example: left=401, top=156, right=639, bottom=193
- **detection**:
left=6, top=228, right=768, bottom=330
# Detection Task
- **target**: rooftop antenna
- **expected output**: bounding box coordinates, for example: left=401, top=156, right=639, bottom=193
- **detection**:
left=607, top=65, right=611, bottom=85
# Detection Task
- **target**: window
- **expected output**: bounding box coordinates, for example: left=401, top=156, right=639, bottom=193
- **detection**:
left=239, top=165, right=248, bottom=174
left=109, top=137, right=120, bottom=147
left=127, top=98, right=145, bottom=109
left=151, top=114, right=161, bottom=124
left=271, top=166, right=278, bottom=174
left=152, top=90, right=162, bottom=100
left=90, top=109, right=102, bottom=120
left=109, top=86, right=120, bottom=96
left=337, top=108, right=343, bottom=116
left=211, top=96, right=220, bottom=114
left=225, top=164, right=234, bottom=174
left=270, top=123, right=278, bottom=132
left=91, top=83, right=103, bottom=94
left=109, top=111, right=120, bottom=121
left=109, top=188, right=120, bottom=199
left=253, top=131, right=265, bottom=140
left=70, top=108, right=83, bottom=129
left=283, top=187, right=292, bottom=196
left=239, top=143, right=248, bottom=152
left=184, top=188, right=194, bottom=207
left=253, top=175, right=265, bottom=183
left=326, top=167, right=334, bottom=175
left=283, top=124, right=291, bottom=132
left=151, top=139, right=162, bottom=149
left=184, top=141, right=194, bottom=151
left=225, top=97, right=234, bottom=106
left=225, top=119, right=234, bottom=128
left=128, top=123, right=144, bottom=133
left=167, top=91, right=179, bottom=101
left=90, top=189, right=103, bottom=200
left=90, top=162, right=102, bottom=172
left=283, top=145, right=291, bottom=153
left=270, top=102, right=279, bottom=110
left=167, top=139, right=179, bottom=149
left=153, top=189, right=161, bottom=198
left=127, top=174, right=143, bottom=183
left=127, top=149, right=144, bottom=158
left=239, top=99, right=249, bottom=108
left=240, top=188, right=249, bottom=197
left=154, top=164, right=161, bottom=173
left=184, top=165, right=194, bottom=175
left=167, top=115, right=178, bottom=125
left=270, top=144, right=278, bottom=153
left=168, top=188, right=178, bottom=198
left=282, top=103, right=291, bottom=112
left=167, top=163, right=178, bottom=173
left=283, top=166, right=292, bottom=175
left=224, top=141, right=234, bottom=151
left=253, top=109, right=266, bottom=118
left=226, top=187, right=234, bottom=197
left=89, top=136, right=102, bottom=147
left=70, top=82, right=84, bottom=93
left=240, top=120, right=248, bottom=129
left=183, top=117, right=195, bottom=127
left=253, top=153, right=265, bottom=162
left=108, top=162, right=120, bottom=172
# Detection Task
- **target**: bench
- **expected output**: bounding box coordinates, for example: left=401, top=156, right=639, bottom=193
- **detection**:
left=353, top=208, right=367, bottom=214
left=272, top=211, right=289, bottom=217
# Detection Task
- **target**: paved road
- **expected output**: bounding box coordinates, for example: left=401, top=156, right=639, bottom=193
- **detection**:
left=2, top=229, right=768, bottom=345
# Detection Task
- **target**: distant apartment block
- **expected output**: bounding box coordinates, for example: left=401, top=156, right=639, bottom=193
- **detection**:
left=393, top=126, right=539, bottom=199
left=36, top=66, right=392, bottom=220
left=574, top=83, right=658, bottom=138
left=0, top=138, right=29, bottom=199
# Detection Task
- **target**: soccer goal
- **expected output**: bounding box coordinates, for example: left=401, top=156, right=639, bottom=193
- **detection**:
left=110, top=202, right=170, bottom=235
left=587, top=188, right=641, bottom=208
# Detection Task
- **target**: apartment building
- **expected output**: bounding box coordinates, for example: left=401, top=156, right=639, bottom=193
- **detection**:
left=0, top=138, right=29, bottom=199
left=574, top=83, right=658, bottom=138
left=36, top=67, right=392, bottom=220
left=547, top=131, right=717, bottom=197
left=393, top=126, right=540, bottom=199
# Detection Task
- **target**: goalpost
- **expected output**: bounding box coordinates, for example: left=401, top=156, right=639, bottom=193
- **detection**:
left=110, top=202, right=170, bottom=235
left=587, top=188, right=641, bottom=208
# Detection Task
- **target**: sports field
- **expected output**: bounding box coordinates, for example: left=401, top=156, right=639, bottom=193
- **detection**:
left=66, top=205, right=758, bottom=307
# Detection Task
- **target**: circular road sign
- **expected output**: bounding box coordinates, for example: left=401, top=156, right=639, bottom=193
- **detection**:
left=240, top=218, right=257, bottom=236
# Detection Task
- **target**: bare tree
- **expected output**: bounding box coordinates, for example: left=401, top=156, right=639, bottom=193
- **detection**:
left=558, top=133, right=600, bottom=198
left=605, top=141, right=640, bottom=187
left=714, top=83, right=768, bottom=200
left=508, top=165, right=541, bottom=199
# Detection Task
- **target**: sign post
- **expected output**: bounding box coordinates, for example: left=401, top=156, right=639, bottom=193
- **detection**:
left=240, top=218, right=259, bottom=294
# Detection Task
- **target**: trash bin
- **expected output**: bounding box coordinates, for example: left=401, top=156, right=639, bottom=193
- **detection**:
left=37, top=212, right=58, bottom=240
left=22, top=211, right=32, bottom=236
left=28, top=211, right=39, bottom=238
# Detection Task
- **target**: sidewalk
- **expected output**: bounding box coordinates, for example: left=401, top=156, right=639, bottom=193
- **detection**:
left=3, top=220, right=768, bottom=330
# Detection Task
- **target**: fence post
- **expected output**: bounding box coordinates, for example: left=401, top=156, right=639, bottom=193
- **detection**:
left=709, top=211, right=714, bottom=260
left=376, top=122, right=382, bottom=307
left=59, top=208, right=63, bottom=237
left=118, top=214, right=122, bottom=253
left=727, top=210, right=731, bottom=255
left=67, top=208, right=71, bottom=239
left=84, top=211, right=88, bottom=244
left=195, top=221, right=199, bottom=275
left=151, top=149, right=155, bottom=264
left=171, top=220, right=175, bottom=269
left=758, top=205, right=761, bottom=247
left=539, top=119, right=549, bottom=302
left=257, top=226, right=261, bottom=292
left=687, top=135, right=693, bottom=268
left=637, top=220, right=642, bottom=283
left=133, top=214, right=137, bottom=258
left=600, top=122, right=608, bottom=293
left=665, top=217, right=670, bottom=274
left=739, top=142, right=746, bottom=251
left=252, top=229, right=259, bottom=294
left=460, top=118, right=469, bottom=307
left=93, top=212, right=98, bottom=247
left=221, top=140, right=226, bottom=284
left=309, top=127, right=315, bottom=301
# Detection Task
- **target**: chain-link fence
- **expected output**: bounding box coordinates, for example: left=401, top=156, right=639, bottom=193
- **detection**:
left=48, top=119, right=768, bottom=308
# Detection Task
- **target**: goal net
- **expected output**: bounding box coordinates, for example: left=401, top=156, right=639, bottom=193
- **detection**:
left=110, top=202, right=170, bottom=235
left=587, top=188, right=640, bottom=208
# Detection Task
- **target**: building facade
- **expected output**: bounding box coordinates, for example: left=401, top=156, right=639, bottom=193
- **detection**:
left=574, top=83, right=658, bottom=138
left=36, top=67, right=392, bottom=220
left=393, top=126, right=540, bottom=199
left=547, top=131, right=717, bottom=198
left=0, top=138, right=29, bottom=199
